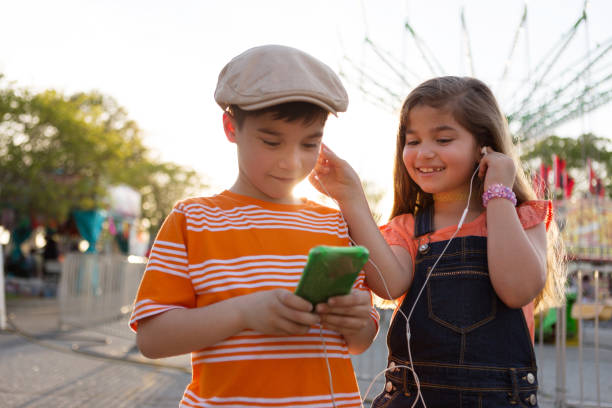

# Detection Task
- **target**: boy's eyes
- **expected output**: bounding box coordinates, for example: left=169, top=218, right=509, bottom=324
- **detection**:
left=262, top=140, right=280, bottom=147
left=260, top=140, right=320, bottom=149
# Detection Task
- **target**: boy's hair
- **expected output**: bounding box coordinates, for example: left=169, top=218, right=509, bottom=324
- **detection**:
left=228, top=102, right=329, bottom=130
left=390, top=76, right=566, bottom=310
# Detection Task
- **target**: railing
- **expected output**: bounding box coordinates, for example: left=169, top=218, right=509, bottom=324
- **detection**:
left=0, top=244, right=6, bottom=330
left=351, top=309, right=392, bottom=399
left=541, top=262, right=612, bottom=408
left=351, top=262, right=612, bottom=406
left=57, top=253, right=146, bottom=327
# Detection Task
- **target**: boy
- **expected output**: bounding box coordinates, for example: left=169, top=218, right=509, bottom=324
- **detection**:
left=130, top=45, right=379, bottom=408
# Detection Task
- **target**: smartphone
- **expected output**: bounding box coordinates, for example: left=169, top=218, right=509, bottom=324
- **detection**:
left=295, top=245, right=370, bottom=305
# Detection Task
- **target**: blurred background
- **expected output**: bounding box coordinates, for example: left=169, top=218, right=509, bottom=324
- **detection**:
left=1, top=1, right=611, bottom=407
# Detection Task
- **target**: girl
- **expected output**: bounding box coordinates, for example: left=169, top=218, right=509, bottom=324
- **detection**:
left=311, top=77, right=566, bottom=407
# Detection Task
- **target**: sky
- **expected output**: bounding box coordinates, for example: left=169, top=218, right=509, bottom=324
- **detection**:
left=2, top=0, right=611, bottom=217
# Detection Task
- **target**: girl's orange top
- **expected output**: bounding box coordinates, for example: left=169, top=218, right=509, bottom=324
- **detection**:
left=380, top=200, right=553, bottom=341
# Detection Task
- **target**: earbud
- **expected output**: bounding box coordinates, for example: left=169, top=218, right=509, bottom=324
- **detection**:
left=481, top=146, right=488, bottom=156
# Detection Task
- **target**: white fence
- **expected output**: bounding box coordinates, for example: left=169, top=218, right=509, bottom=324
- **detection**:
left=350, top=309, right=392, bottom=399
left=0, top=244, right=6, bottom=330
left=351, top=262, right=612, bottom=406
left=543, top=262, right=612, bottom=408
left=58, top=253, right=145, bottom=327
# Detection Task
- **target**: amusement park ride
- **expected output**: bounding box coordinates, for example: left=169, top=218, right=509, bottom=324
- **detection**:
left=341, top=2, right=612, bottom=146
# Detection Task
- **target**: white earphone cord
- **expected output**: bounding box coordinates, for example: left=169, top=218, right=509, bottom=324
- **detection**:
left=313, top=162, right=480, bottom=408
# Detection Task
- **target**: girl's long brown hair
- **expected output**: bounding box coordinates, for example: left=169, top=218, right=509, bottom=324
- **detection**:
left=390, top=77, right=566, bottom=310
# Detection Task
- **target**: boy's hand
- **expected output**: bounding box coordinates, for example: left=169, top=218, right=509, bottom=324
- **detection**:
left=238, top=289, right=320, bottom=335
left=315, top=290, right=372, bottom=338
left=308, top=144, right=363, bottom=204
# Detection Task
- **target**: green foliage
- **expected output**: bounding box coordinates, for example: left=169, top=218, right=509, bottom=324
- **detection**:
left=0, top=75, right=204, bottom=234
left=521, top=133, right=611, bottom=197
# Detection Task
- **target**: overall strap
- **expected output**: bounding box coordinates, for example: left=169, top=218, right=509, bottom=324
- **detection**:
left=414, top=205, right=434, bottom=237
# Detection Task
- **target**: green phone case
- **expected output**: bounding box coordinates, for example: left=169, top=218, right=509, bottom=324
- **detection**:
left=295, top=245, right=370, bottom=305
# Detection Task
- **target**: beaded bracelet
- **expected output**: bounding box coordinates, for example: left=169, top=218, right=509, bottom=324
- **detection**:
left=482, top=183, right=517, bottom=207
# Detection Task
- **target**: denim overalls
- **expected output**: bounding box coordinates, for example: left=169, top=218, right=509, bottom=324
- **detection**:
left=372, top=206, right=539, bottom=407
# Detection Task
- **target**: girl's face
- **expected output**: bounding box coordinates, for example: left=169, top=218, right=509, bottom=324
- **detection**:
left=403, top=105, right=481, bottom=196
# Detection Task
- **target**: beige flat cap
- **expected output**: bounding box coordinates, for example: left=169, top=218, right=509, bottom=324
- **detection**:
left=214, top=44, right=348, bottom=115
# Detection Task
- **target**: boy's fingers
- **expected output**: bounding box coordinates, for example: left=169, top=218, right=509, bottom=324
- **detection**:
left=280, top=291, right=314, bottom=312
left=278, top=292, right=320, bottom=326
left=327, top=290, right=370, bottom=307
left=278, top=305, right=320, bottom=327
left=321, top=314, right=368, bottom=330
left=277, top=319, right=312, bottom=335
left=319, top=305, right=371, bottom=317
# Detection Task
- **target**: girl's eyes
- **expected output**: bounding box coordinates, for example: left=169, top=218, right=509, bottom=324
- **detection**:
left=303, top=143, right=319, bottom=149
left=405, top=138, right=452, bottom=146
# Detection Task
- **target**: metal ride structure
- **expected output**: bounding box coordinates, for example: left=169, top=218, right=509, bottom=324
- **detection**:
left=340, top=2, right=612, bottom=147
left=341, top=3, right=612, bottom=407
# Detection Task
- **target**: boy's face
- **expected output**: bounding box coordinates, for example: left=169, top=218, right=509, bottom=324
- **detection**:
left=225, top=112, right=325, bottom=204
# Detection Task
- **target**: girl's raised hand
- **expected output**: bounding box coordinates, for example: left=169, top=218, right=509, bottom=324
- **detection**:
left=478, top=146, right=516, bottom=188
left=308, top=144, right=363, bottom=203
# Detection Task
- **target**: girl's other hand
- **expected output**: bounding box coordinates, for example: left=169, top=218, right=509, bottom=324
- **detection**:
left=308, top=144, right=363, bottom=203
left=478, top=146, right=516, bottom=189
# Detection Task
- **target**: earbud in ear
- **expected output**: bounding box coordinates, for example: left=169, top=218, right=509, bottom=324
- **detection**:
left=481, top=146, right=488, bottom=156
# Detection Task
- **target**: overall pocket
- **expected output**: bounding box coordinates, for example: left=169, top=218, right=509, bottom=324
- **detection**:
left=427, top=267, right=496, bottom=333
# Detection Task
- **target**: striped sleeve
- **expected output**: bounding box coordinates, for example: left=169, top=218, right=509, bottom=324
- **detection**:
left=129, top=207, right=196, bottom=331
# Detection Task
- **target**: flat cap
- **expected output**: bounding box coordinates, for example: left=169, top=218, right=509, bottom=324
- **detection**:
left=214, top=45, right=348, bottom=115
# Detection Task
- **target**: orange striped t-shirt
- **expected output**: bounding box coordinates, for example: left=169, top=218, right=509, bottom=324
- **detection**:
left=130, top=190, right=378, bottom=408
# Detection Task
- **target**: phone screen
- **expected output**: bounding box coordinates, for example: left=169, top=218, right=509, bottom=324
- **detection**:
left=295, top=245, right=369, bottom=305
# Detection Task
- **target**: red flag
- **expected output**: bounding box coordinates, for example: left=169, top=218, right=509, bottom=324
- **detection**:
left=564, top=175, right=574, bottom=199
left=588, top=158, right=598, bottom=194
left=596, top=178, right=606, bottom=198
left=553, top=155, right=566, bottom=189
left=553, top=155, right=559, bottom=188
left=540, top=162, right=550, bottom=189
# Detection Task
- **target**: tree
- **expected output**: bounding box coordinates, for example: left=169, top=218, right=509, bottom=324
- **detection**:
left=0, top=75, right=204, bottom=236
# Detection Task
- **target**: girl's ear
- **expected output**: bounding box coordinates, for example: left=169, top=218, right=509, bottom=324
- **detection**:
left=223, top=112, right=236, bottom=143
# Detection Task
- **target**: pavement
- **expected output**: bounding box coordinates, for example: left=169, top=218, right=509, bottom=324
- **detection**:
left=1, top=296, right=190, bottom=408
left=1, top=295, right=611, bottom=408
